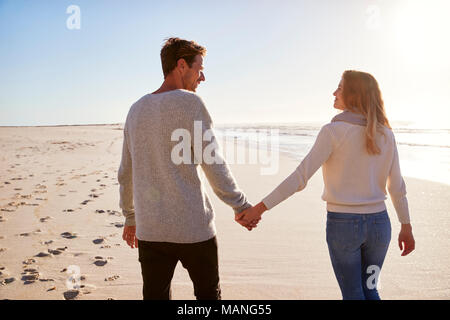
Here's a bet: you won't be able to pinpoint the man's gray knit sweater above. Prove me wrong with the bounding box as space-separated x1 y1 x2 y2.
118 89 251 243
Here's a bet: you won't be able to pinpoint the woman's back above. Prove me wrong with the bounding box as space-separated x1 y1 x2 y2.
321 121 396 213
262 118 410 224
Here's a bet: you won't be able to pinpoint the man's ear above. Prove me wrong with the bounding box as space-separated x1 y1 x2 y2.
176 58 187 72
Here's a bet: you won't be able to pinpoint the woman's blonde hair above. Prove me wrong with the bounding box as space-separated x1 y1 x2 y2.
342 70 391 155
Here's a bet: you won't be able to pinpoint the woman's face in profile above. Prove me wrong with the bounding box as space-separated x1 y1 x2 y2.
333 79 346 111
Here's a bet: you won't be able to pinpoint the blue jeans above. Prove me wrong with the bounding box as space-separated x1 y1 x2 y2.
326 210 391 300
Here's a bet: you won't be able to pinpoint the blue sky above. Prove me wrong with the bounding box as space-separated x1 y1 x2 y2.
1 0 449 127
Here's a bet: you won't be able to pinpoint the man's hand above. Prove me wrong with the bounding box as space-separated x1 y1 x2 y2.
235 207 260 231
122 225 138 249
398 223 415 256
235 202 268 231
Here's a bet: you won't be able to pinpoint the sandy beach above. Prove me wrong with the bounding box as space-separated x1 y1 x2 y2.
0 125 449 300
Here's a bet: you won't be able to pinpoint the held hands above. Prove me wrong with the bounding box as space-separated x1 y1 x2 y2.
235 202 268 231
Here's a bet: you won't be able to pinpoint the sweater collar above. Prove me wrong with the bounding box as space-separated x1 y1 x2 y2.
331 110 367 127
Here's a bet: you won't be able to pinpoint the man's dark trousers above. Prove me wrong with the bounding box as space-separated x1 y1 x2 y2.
138 236 221 300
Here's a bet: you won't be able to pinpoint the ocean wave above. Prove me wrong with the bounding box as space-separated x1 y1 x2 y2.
397 142 450 148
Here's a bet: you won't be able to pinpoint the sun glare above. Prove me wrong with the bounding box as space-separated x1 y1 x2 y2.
395 1 450 67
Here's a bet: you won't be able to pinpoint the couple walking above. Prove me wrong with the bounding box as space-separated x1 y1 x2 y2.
118 37 415 300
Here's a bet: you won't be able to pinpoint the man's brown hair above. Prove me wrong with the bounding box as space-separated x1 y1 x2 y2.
160 37 207 78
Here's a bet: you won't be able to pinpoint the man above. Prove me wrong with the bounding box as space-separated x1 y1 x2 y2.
118 37 254 300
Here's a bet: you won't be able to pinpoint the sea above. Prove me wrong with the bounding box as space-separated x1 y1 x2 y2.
214 122 450 186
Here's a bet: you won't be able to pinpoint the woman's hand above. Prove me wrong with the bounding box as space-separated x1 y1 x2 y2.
398 223 415 256
235 207 259 231
235 202 267 230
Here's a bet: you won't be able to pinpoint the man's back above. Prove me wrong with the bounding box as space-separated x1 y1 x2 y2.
118 89 250 243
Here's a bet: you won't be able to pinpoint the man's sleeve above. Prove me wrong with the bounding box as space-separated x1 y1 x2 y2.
193 99 252 214
118 126 136 226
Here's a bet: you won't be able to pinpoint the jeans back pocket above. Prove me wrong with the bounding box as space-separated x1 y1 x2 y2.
326 217 360 251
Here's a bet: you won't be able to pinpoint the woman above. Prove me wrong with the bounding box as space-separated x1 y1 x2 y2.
238 70 415 300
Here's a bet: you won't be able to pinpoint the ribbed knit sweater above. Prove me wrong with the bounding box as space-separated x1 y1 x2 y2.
118 89 251 243
262 112 411 224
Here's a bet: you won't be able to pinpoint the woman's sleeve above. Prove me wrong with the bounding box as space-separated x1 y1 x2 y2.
262 125 334 210
387 139 411 224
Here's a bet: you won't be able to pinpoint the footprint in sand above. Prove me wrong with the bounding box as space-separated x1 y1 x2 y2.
19 229 42 237
92 238 105 245
21 267 54 284
21 269 40 284
18 231 33 237
93 256 108 267
27 203 40 207
106 210 120 216
0 277 15 285
48 248 65 256
110 222 124 228
35 252 51 258
39 216 52 223
0 216 6 223
0 267 15 285
23 258 36 265
63 290 80 300
61 232 77 239
104 275 120 282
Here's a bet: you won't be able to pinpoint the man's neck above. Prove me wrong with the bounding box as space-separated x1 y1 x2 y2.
152 75 184 94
